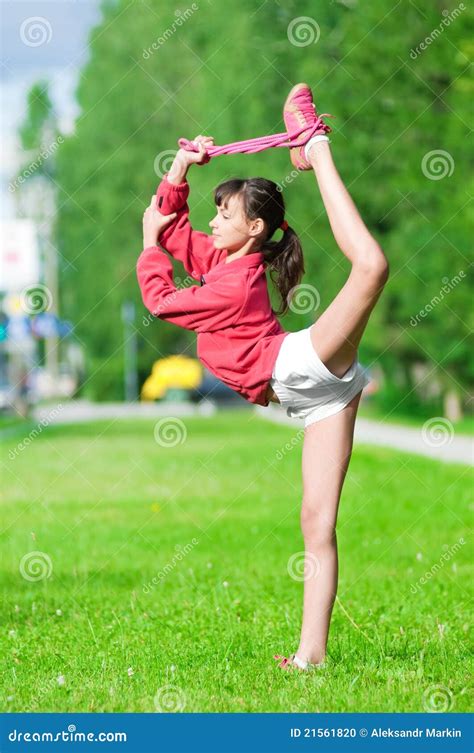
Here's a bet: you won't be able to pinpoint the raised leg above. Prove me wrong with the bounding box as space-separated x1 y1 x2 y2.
310 265 387 379
307 141 389 378
296 390 362 664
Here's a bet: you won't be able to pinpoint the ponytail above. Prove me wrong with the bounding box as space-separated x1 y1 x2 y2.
262 225 305 317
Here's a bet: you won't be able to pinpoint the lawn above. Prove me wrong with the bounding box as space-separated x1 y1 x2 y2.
1 411 472 713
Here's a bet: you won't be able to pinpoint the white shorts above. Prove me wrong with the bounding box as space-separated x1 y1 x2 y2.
269 326 371 429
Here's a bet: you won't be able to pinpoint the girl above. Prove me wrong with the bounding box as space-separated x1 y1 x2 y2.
138 83 389 673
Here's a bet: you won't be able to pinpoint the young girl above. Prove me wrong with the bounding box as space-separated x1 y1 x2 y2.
138 84 389 673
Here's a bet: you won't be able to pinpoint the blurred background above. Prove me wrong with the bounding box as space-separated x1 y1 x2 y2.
1 0 472 425
1 0 473 717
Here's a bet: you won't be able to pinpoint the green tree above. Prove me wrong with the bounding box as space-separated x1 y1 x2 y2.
52 0 473 415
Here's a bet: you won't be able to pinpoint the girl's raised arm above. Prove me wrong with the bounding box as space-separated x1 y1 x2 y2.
151 135 226 278
167 135 214 184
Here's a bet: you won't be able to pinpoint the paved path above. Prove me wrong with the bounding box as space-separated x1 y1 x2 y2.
254 404 473 466
32 399 217 423
7 399 471 466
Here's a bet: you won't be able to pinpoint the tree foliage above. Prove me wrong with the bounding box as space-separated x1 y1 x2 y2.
47 0 472 410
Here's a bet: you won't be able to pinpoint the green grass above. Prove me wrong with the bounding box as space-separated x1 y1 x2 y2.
1 412 472 713
0 413 33 432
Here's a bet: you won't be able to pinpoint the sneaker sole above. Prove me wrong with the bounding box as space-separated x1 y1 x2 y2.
283 83 315 171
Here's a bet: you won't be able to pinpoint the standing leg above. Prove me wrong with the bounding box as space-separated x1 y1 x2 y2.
306 141 389 379
296 390 362 665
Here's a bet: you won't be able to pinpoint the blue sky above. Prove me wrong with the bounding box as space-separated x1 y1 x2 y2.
1 0 102 217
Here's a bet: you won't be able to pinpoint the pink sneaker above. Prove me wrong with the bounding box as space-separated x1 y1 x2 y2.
283 83 333 171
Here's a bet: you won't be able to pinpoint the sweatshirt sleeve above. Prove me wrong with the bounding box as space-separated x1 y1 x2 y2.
136 246 246 333
155 174 226 279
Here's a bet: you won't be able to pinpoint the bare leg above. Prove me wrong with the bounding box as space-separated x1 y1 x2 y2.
292 143 388 665
307 141 389 378
296 391 361 664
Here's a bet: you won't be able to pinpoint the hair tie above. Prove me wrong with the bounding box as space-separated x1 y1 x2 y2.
280 220 289 231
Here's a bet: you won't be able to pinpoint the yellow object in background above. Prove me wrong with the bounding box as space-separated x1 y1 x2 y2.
141 355 202 401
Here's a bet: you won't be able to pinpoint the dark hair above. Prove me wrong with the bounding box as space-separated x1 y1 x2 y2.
214 177 305 317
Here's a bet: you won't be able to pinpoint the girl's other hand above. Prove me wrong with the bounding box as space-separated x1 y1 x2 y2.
142 195 177 247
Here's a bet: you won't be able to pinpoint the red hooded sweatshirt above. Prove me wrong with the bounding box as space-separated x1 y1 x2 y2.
136 174 289 406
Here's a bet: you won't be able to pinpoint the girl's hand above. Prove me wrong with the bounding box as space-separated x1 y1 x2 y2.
187 134 214 165
176 135 214 168
167 135 214 184
142 195 177 248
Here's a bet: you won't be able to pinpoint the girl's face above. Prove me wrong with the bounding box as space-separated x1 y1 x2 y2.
209 194 264 252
